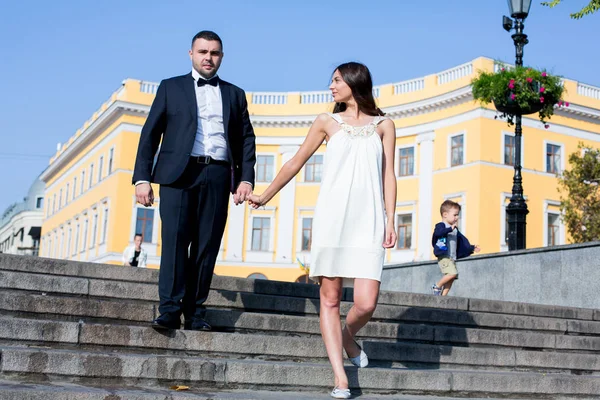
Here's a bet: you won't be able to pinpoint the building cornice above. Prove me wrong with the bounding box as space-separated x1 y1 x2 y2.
42 86 599 182
40 101 149 182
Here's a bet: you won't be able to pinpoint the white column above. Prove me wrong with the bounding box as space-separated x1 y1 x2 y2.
416 132 436 261
275 146 299 263
225 197 246 262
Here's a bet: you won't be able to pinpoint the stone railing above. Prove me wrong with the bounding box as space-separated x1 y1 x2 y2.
578 83 600 100
252 92 288 105
140 81 159 95
437 62 473 84
493 61 514 72
393 78 425 94
301 90 332 104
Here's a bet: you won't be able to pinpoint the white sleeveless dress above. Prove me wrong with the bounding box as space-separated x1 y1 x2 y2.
309 113 387 282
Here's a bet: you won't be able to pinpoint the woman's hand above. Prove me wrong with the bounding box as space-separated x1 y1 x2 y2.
247 194 265 209
383 222 397 248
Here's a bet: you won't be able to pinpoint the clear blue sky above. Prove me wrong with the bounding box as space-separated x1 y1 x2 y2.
0 0 598 213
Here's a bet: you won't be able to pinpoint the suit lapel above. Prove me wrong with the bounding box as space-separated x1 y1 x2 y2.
220 80 231 138
182 73 198 120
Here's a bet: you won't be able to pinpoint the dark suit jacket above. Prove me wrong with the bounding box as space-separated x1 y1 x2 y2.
132 73 256 192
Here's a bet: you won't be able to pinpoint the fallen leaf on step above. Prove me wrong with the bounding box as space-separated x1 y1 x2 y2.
170 385 190 391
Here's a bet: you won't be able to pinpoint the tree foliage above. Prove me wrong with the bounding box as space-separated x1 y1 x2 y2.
558 143 600 243
541 0 600 19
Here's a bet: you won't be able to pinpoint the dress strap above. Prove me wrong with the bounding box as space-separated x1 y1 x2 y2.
328 112 344 124
371 116 388 126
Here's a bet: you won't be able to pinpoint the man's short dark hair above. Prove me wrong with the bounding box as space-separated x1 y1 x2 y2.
134 233 143 239
191 30 223 49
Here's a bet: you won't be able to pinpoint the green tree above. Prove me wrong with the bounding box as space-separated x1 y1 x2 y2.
558 143 600 243
541 0 600 19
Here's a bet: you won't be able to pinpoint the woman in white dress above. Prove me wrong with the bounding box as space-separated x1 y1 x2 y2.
248 62 397 399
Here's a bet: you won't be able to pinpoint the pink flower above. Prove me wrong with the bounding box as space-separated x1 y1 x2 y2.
544 124 550 129
542 72 547 77
501 68 506 71
508 79 515 89
526 77 533 83
558 101 563 106
540 96 545 103
510 93 516 100
540 86 546 93
565 102 570 107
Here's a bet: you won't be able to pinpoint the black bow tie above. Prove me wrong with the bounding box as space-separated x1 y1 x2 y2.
197 76 218 87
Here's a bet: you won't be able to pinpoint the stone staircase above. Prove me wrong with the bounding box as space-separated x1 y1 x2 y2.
0 253 599 399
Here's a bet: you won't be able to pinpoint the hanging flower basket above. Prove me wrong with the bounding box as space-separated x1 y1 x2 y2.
472 64 567 128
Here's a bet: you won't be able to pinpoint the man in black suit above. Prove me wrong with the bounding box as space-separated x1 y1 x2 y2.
133 30 256 331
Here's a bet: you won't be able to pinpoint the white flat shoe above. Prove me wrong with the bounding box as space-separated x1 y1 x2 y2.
348 341 369 368
331 387 351 399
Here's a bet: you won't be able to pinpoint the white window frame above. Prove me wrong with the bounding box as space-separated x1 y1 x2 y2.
245 207 276 263
544 200 565 247
98 156 104 182
73 176 77 200
447 131 467 168
108 147 115 175
501 131 524 167
89 164 95 188
543 140 565 175
299 153 324 184
90 210 98 248
443 192 466 234
396 144 416 178
255 153 275 183
389 201 417 263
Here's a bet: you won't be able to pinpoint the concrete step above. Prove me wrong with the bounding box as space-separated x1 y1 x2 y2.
1 317 599 374
0 380 534 400
3 267 600 337
1 254 597 321
3 290 600 353
2 345 600 397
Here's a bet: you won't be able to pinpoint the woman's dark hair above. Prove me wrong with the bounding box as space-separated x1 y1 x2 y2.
191 30 223 49
332 62 384 116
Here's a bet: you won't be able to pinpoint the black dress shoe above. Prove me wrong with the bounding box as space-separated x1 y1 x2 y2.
186 318 212 331
151 313 181 330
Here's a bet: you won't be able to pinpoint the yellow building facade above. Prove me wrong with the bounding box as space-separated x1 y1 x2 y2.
39 57 600 282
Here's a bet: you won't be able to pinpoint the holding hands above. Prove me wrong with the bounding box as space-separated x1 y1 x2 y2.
247 193 266 209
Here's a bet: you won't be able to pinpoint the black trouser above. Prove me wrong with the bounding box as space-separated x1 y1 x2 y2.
158 158 230 320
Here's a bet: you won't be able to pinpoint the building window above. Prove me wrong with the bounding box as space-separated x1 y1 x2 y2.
52 194 56 214
81 170 86 193
89 164 94 187
102 206 109 244
547 213 560 246
108 148 114 175
91 213 98 247
256 155 274 182
36 197 44 209
82 218 88 251
65 183 70 205
546 144 561 174
135 208 154 243
59 229 64 259
251 217 270 251
451 135 464 167
504 135 516 166
98 156 104 182
305 155 323 182
66 226 72 257
398 147 414 177
73 177 77 199
74 222 80 256
301 218 313 251
58 189 63 210
396 214 412 249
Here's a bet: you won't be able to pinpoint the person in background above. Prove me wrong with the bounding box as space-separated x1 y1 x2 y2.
123 233 147 268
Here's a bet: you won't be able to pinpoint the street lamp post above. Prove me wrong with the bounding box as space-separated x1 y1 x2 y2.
503 0 532 251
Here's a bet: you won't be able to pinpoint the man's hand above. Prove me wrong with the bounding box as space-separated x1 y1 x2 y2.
233 182 252 205
474 245 481 253
135 183 154 207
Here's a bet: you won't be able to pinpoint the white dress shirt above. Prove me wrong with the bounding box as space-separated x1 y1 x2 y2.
191 69 229 161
